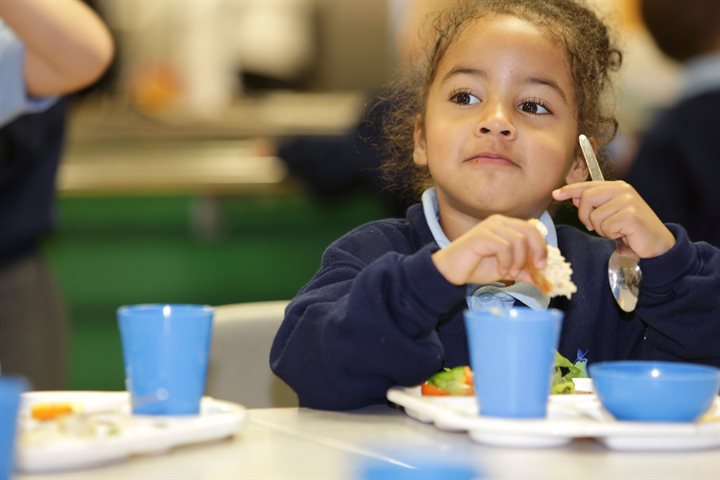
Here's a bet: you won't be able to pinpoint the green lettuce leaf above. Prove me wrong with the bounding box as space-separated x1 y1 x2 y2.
427 366 472 395
552 351 589 394
426 350 588 396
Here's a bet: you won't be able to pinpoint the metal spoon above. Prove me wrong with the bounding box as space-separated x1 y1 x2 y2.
578 134 641 312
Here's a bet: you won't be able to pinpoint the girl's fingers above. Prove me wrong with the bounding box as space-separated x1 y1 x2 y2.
597 199 675 256
523 221 548 268
448 216 552 285
552 181 596 200
586 195 633 238
495 219 548 277
506 227 528 278
555 181 675 257
493 222 530 278
554 181 623 204
486 232 514 278
583 186 627 220
558 181 637 233
590 202 629 239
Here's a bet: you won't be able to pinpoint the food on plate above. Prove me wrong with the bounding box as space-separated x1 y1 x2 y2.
30 402 77 421
528 219 577 299
420 366 474 396
22 403 125 446
700 410 720 423
551 351 589 394
421 352 588 396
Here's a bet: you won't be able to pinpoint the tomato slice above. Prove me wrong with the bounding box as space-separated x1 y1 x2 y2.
464 366 474 386
420 366 476 396
420 382 450 396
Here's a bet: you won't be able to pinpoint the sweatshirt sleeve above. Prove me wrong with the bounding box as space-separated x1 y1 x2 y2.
269 230 465 410
636 224 720 365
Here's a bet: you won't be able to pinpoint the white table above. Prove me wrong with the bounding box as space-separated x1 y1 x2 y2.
17 405 720 480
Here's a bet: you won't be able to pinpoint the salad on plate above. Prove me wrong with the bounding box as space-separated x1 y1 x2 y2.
421 351 589 396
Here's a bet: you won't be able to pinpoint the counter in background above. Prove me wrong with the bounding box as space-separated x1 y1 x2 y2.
66 91 364 142
59 92 365 197
58 139 291 197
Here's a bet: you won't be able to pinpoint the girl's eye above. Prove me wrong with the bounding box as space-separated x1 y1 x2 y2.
450 91 480 106
519 101 551 115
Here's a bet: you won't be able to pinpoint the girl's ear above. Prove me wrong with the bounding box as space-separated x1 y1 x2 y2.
413 114 428 166
565 142 589 184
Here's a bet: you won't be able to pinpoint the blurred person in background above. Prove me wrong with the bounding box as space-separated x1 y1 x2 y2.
255 1 452 217
100 0 316 119
0 0 114 389
624 0 720 247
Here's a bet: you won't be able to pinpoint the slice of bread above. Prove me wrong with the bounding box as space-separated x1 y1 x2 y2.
528 220 577 299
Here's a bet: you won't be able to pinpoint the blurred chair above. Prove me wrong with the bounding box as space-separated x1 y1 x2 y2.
206 300 297 408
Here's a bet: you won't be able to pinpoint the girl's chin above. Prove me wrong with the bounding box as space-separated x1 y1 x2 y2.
466 200 528 218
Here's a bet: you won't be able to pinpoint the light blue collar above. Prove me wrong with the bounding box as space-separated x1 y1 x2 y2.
679 52 720 100
421 187 554 311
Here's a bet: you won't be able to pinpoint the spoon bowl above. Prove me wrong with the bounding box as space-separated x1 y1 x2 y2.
608 242 642 312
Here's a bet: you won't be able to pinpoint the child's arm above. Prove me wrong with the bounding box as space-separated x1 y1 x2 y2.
556 224 720 367
0 0 114 96
271 229 466 410
552 180 676 258
631 225 720 365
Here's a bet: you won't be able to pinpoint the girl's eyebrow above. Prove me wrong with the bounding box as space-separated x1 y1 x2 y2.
440 66 568 104
441 67 488 83
524 76 568 103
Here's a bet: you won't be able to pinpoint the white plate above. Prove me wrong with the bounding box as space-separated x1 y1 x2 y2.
572 377 593 393
387 386 720 451
17 391 246 473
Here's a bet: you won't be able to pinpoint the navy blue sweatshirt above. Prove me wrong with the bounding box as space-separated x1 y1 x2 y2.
0 99 67 266
270 204 720 410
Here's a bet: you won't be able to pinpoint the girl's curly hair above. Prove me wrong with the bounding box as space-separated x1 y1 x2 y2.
377 0 622 203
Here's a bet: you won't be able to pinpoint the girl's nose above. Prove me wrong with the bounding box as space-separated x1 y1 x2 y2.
476 104 515 139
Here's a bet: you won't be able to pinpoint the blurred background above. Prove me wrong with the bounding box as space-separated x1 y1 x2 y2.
48 0 680 390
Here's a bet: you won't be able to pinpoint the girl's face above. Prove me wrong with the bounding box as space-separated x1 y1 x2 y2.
414 14 588 234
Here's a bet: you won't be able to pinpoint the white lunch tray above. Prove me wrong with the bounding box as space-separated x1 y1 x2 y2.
17 391 246 473
387 386 720 451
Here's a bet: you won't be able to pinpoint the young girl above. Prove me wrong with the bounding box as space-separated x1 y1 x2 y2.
270 0 720 410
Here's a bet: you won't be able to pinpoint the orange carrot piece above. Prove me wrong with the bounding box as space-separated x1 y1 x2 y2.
31 402 76 421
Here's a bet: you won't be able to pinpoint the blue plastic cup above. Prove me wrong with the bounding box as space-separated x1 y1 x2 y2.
356 448 480 480
464 308 563 418
118 304 213 415
0 376 28 480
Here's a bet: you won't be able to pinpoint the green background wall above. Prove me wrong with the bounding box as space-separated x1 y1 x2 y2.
46 192 390 391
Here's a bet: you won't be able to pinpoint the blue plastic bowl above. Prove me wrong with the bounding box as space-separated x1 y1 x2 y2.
589 361 720 422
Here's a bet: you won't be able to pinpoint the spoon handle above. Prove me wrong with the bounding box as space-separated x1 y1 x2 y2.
578 134 604 182
577 135 635 256
578 135 641 312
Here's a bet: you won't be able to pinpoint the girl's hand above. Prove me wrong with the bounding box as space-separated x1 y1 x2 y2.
552 181 675 258
432 215 548 286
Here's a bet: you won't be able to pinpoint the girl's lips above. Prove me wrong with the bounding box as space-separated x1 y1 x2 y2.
464 152 518 167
